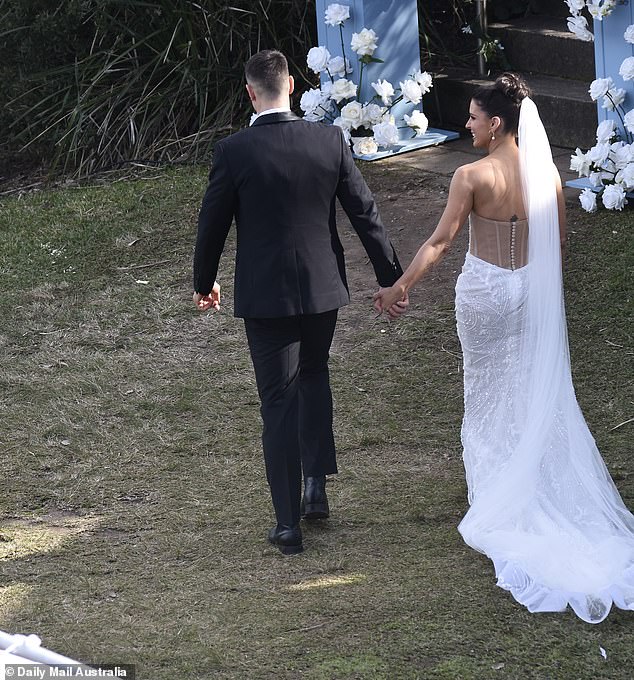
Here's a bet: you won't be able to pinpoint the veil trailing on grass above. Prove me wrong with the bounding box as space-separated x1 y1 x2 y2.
458 97 634 623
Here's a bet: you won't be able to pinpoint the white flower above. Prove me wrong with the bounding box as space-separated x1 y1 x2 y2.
619 56 634 81
351 28 378 56
400 79 423 105
611 142 633 170
589 77 614 101
461 25 473 34
589 171 603 187
340 100 364 129
565 0 585 14
602 88 626 110
596 119 616 143
371 79 394 105
616 162 634 189
361 103 385 126
588 142 611 165
413 70 433 94
579 188 598 212
327 56 351 77
333 117 351 144
324 3 350 26
570 148 591 177
625 109 634 134
307 46 331 74
352 137 379 155
404 110 429 136
567 15 594 42
372 120 399 147
625 24 634 45
587 0 615 19
300 88 328 120
602 183 627 210
330 78 357 103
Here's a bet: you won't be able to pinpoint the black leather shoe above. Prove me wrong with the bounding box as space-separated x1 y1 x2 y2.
267 524 303 555
301 476 329 520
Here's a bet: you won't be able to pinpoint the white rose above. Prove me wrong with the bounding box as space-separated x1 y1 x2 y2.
567 15 594 42
588 142 610 165
324 3 350 26
570 148 591 177
619 56 634 81
404 110 429 136
602 88 626 110
596 119 616 143
351 28 378 57
400 79 423 105
610 142 633 170
340 101 364 129
616 163 634 189
307 46 331 74
333 117 351 144
327 56 351 77
588 171 602 187
565 0 585 13
352 137 379 155
371 79 394 106
579 188 598 213
601 183 627 210
625 24 634 44
300 89 328 121
372 120 399 147
589 77 613 101
625 109 634 134
413 70 433 94
361 103 385 126
330 78 357 103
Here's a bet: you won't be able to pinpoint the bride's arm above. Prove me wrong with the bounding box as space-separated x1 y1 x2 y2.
374 165 474 312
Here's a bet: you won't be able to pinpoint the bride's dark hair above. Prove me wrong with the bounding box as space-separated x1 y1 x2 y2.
472 73 531 135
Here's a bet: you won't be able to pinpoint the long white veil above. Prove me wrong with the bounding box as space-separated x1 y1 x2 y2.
458 97 634 623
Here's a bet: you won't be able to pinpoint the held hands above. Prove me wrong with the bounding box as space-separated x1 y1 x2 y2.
373 285 409 319
193 281 221 312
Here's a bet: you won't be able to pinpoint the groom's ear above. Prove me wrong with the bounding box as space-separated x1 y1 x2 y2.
246 83 256 104
288 75 295 96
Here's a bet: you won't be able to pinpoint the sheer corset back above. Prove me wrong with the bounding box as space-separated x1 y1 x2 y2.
469 213 529 270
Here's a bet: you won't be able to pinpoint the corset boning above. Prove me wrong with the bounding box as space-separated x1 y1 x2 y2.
469 212 529 270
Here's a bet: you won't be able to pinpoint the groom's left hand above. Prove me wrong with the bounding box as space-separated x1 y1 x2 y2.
376 288 409 320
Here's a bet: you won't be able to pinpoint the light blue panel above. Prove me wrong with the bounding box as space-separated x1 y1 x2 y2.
593 3 634 132
315 0 459 157
316 0 420 100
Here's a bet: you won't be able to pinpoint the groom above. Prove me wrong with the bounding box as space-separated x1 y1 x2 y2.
193 50 407 555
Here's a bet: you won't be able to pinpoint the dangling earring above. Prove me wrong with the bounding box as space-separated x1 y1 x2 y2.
491 131 496 141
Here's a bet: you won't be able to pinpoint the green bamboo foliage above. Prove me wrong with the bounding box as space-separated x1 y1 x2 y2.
2 0 316 176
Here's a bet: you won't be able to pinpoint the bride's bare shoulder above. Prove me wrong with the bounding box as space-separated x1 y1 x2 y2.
452 158 495 186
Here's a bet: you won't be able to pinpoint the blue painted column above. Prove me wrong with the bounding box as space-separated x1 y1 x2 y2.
593 1 634 133
314 0 458 158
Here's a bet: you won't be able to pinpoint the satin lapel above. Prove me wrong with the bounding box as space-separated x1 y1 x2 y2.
251 112 302 127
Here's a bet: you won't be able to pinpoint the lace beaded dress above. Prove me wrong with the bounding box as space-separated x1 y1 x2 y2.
454 212 634 623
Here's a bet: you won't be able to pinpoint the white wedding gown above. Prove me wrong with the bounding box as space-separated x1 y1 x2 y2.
455 210 634 624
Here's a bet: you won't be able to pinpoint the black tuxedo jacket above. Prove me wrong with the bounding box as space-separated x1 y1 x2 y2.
193 111 402 318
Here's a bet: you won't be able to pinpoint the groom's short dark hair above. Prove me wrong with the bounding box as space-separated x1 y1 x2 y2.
245 50 289 98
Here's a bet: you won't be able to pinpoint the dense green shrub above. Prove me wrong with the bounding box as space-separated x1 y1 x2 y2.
0 0 316 175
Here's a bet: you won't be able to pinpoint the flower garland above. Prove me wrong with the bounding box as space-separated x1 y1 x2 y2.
566 0 634 211
301 3 434 155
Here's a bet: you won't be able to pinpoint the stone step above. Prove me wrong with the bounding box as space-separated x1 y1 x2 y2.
425 68 597 149
488 16 595 82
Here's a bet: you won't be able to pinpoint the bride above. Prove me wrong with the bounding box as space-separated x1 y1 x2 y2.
374 73 634 623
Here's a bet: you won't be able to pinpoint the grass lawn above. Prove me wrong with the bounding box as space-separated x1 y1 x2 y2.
0 164 632 679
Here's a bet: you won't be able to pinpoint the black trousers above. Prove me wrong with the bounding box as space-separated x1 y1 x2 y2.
244 310 338 527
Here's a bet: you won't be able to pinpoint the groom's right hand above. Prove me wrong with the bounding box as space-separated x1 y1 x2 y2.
193 281 221 311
